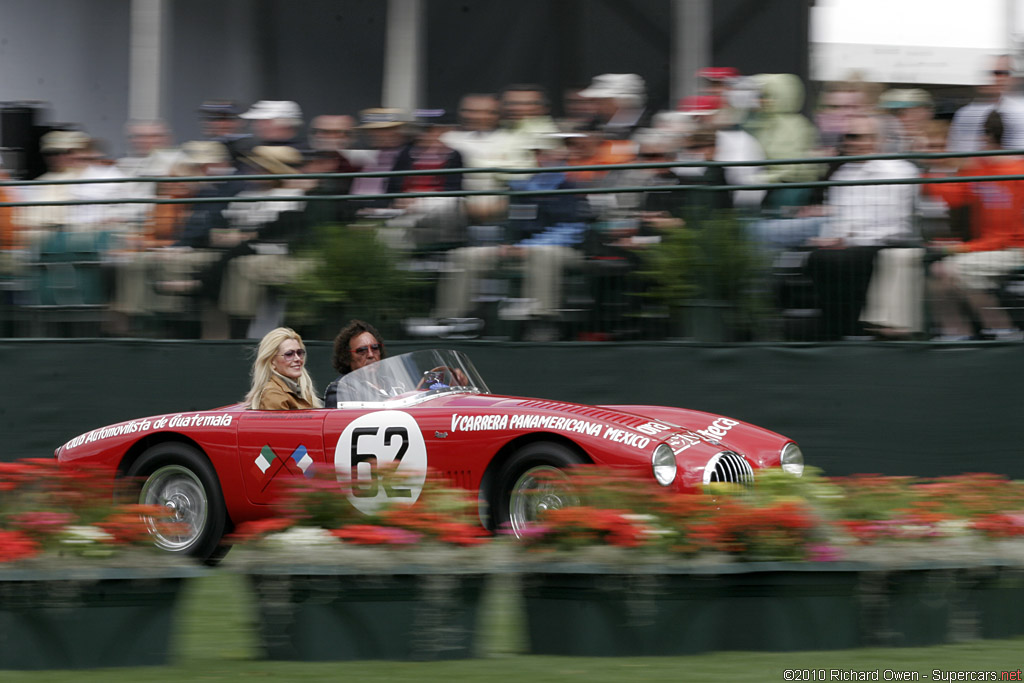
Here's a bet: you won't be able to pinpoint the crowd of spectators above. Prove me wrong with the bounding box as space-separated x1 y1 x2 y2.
3 56 1024 343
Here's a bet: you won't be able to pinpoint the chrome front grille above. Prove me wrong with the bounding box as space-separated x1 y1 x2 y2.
703 450 755 486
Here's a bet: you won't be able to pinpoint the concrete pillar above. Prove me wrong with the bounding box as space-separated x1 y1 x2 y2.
671 0 711 105
129 0 169 121
383 0 424 113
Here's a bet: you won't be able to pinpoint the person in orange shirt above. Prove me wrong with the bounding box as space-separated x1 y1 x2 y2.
924 110 1024 340
564 123 635 186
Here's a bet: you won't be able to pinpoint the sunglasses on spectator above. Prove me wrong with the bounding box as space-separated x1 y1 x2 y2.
844 133 875 140
278 349 306 359
992 69 1012 76
312 128 351 135
352 343 381 356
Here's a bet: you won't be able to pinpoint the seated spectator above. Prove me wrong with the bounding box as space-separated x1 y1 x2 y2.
677 94 766 210
578 73 649 142
500 83 561 146
408 135 592 340
389 110 467 249
745 73 819 212
564 122 636 186
240 100 305 150
349 108 412 210
17 130 123 236
245 327 322 410
924 111 1024 340
172 141 245 249
157 145 316 338
803 115 920 339
198 100 256 171
441 93 520 224
323 319 388 406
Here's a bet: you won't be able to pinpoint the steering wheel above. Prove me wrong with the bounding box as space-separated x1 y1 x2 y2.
415 366 467 390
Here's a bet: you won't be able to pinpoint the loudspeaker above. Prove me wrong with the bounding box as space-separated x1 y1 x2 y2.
1 102 49 179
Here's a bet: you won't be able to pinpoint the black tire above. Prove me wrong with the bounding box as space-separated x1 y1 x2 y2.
492 441 584 537
126 442 230 564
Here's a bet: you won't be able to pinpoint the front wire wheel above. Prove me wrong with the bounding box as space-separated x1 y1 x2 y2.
507 464 580 537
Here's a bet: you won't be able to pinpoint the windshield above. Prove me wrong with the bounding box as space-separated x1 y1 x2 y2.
333 349 489 408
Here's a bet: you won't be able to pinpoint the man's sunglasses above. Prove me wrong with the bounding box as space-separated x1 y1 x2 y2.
352 343 381 356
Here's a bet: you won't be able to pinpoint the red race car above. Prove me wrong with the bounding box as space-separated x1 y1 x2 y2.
56 349 804 561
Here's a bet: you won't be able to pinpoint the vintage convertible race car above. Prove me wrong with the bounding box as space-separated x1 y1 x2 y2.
56 349 804 561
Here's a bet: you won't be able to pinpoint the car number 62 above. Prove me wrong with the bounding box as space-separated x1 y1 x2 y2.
334 410 428 514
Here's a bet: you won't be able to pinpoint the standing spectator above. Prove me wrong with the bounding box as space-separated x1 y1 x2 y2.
924 111 1024 340
947 54 1024 153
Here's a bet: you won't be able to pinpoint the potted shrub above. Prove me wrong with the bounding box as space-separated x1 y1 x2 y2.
226 468 499 661
0 458 206 670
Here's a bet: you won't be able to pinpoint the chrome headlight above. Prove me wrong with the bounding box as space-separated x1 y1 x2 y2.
780 442 804 477
652 443 677 486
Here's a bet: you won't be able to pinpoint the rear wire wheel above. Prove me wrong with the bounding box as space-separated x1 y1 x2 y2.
127 442 230 564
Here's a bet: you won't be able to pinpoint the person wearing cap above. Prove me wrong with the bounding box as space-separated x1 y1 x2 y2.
349 108 412 205
170 141 244 249
676 94 766 209
199 100 255 170
18 130 125 233
697 67 740 101
878 88 935 153
578 73 649 142
240 100 305 150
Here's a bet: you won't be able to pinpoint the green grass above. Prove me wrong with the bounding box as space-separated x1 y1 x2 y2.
4 571 1024 682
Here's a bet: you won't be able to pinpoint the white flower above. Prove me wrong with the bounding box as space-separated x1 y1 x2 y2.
60 525 115 545
264 527 339 549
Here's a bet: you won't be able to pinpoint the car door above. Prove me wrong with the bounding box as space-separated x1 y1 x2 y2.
323 406 434 517
236 409 329 505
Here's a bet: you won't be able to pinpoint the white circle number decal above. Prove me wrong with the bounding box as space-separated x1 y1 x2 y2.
334 410 427 514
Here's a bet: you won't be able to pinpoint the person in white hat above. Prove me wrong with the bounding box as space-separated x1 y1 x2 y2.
240 100 305 149
578 73 649 141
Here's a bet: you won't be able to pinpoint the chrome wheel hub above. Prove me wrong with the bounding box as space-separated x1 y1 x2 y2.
139 464 208 552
